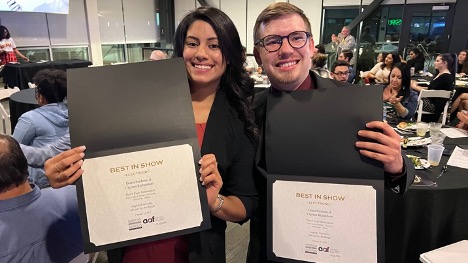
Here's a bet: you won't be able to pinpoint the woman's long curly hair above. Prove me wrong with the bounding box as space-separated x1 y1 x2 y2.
173 7 259 141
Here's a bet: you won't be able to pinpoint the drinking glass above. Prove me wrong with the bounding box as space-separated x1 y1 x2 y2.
416 122 428 137
429 122 443 137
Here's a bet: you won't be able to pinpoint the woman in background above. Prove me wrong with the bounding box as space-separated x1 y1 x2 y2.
13 69 68 188
383 63 418 120
411 53 455 121
457 49 468 76
455 110 468 130
311 53 331 78
367 52 400 84
0 25 28 64
405 47 425 73
43 6 258 263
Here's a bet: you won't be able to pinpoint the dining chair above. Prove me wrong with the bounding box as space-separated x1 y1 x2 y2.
416 89 453 124
0 86 20 134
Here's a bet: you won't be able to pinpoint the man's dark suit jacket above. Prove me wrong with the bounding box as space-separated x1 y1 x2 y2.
246 71 414 263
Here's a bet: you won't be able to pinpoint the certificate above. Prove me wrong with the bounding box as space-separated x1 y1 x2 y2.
67 59 211 252
267 176 383 263
265 87 385 262
82 145 203 246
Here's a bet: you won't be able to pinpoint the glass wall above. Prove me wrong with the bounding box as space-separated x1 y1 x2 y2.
322 8 360 50
97 0 164 65
0 0 89 62
357 5 404 73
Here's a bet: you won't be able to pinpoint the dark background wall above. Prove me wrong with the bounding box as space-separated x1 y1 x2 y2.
449 0 468 53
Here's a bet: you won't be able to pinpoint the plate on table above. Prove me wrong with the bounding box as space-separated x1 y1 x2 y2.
456 80 468 87
401 137 432 147
406 155 430 169
397 122 416 130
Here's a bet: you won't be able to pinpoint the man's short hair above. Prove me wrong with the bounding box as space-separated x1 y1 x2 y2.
331 60 350 73
340 49 353 62
315 44 325 54
253 2 311 43
0 135 29 193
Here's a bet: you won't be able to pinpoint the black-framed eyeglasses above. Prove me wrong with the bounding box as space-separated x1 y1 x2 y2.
255 31 312 52
333 71 350 77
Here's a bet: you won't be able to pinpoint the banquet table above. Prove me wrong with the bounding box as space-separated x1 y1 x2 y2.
3 59 92 90
9 88 39 132
385 125 468 262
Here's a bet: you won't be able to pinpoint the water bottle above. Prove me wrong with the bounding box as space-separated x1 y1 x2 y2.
423 64 428 76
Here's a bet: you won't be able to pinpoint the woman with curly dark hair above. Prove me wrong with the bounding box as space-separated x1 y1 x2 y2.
13 69 68 188
43 6 259 263
367 52 401 84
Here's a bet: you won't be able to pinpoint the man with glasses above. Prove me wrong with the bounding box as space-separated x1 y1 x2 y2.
247 3 413 262
330 60 351 82
338 49 355 83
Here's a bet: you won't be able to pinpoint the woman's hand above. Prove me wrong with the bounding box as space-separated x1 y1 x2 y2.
388 96 403 105
44 146 86 188
458 110 468 125
199 154 223 211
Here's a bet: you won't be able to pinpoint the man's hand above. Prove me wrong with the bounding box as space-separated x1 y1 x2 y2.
355 121 404 174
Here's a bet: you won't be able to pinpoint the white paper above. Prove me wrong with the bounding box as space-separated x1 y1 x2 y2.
447 146 468 169
81 144 203 246
272 180 377 263
420 240 468 263
441 128 468 138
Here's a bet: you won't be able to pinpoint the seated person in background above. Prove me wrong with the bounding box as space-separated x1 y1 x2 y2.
338 49 355 83
403 47 425 73
149 50 167 61
311 53 330 78
361 52 387 79
411 53 455 121
314 44 325 55
367 53 400 84
12 69 69 188
450 93 468 114
0 135 85 263
381 35 398 53
455 110 468 130
376 52 387 64
457 49 468 76
383 63 418 120
20 131 70 168
330 60 350 82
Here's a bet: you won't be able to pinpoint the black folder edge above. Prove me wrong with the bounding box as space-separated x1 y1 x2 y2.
67 59 211 253
266 174 385 263
75 139 211 253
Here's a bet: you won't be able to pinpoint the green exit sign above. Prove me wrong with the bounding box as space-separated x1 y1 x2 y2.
388 19 402 26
